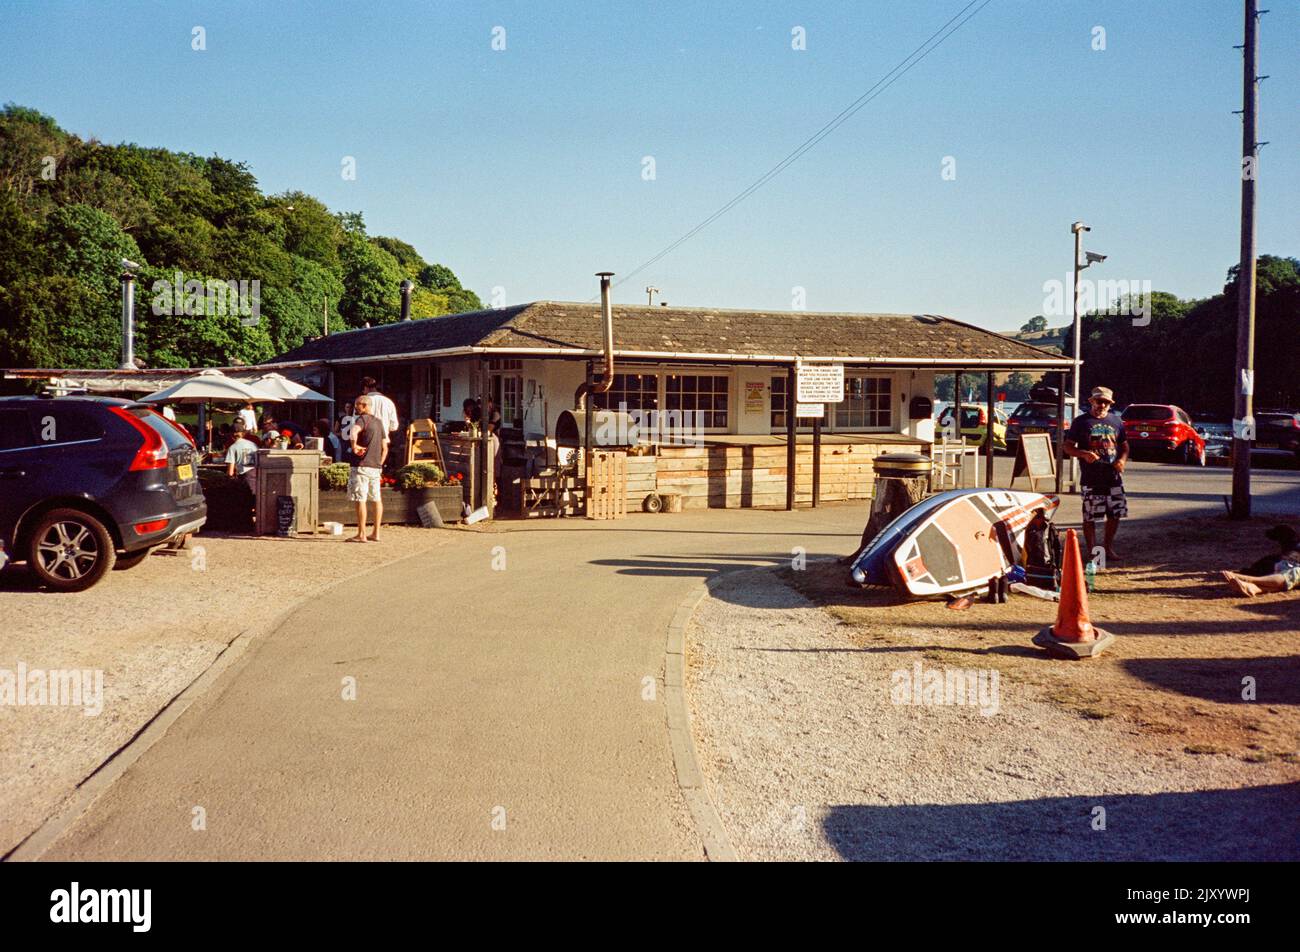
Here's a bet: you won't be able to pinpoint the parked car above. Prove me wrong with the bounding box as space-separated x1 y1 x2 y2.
1120 403 1206 465
1005 400 1073 453
1189 413 1233 459
1252 409 1300 460
936 404 1008 450
0 396 206 591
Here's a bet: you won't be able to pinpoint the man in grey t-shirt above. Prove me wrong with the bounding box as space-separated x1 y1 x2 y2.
347 395 389 542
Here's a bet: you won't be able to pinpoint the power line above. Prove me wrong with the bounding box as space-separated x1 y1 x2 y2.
613 0 996 290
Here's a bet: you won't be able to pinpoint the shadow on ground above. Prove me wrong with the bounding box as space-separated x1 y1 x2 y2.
1121 655 1300 705
822 782 1300 860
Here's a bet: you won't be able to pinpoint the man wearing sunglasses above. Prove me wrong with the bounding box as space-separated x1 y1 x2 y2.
1064 386 1129 563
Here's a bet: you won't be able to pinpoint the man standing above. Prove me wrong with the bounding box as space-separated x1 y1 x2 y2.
1064 386 1129 563
360 377 399 440
347 394 389 543
224 424 260 493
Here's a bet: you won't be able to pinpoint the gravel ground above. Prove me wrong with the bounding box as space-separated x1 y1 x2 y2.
687 566 1299 861
0 526 455 856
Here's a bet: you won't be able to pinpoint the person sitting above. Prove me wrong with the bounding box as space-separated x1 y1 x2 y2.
313 419 342 460
280 428 304 450
1221 525 1300 597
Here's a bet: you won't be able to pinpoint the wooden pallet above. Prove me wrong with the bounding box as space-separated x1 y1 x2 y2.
587 451 627 520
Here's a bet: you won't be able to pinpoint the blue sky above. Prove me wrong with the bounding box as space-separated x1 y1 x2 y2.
2 0 1296 329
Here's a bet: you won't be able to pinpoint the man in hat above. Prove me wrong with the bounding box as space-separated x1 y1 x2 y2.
1064 386 1129 562
1221 525 1300 597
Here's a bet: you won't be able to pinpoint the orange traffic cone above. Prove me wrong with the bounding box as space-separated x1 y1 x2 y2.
1032 528 1115 659
1053 529 1095 642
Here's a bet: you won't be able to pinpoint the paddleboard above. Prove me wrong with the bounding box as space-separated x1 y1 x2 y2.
892 490 1058 598
850 489 970 586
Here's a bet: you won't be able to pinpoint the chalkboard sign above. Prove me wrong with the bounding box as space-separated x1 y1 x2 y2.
275 494 296 536
1012 432 1056 491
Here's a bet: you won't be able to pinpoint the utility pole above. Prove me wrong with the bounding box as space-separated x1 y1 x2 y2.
1230 0 1264 519
1069 221 1088 492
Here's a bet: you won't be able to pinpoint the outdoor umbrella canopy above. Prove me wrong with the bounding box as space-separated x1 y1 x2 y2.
246 372 331 402
138 369 279 405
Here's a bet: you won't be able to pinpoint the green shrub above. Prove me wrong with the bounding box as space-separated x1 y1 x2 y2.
395 462 445 489
319 462 351 491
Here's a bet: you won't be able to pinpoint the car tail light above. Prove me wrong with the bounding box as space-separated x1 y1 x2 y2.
108 406 169 470
134 519 169 535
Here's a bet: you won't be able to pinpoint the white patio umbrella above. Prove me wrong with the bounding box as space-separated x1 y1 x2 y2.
138 369 282 452
138 368 278 405
246 372 331 402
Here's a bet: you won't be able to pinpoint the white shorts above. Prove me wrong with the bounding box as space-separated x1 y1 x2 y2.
348 466 382 503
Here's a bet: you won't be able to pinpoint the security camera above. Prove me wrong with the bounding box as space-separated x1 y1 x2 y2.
120 258 140 271
1084 251 1108 265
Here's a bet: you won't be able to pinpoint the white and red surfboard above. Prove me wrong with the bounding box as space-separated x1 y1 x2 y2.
891 490 1058 598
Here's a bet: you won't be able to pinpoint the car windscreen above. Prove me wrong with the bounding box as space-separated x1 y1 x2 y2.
1121 406 1171 421
1010 403 1057 423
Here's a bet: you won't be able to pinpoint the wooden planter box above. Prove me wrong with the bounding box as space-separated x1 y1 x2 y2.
319 485 463 526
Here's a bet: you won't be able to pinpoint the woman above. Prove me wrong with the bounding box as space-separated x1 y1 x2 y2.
313 419 342 461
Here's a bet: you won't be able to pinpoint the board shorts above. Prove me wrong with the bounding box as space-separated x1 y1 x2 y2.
348 465 382 503
1081 484 1127 521
1275 558 1300 591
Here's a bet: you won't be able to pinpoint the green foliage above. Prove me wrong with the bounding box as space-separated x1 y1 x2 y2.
1020 315 1048 333
1071 261 1299 413
395 462 447 489
0 104 478 370
319 462 351 491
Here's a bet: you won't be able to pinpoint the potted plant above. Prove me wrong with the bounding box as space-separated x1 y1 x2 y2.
317 462 463 525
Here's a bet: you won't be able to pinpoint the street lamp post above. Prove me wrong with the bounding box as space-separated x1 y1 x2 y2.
1068 221 1106 492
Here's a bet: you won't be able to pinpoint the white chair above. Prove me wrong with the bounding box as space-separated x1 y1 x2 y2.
932 436 968 491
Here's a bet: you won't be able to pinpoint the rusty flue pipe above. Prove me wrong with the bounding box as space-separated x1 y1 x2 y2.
573 271 616 407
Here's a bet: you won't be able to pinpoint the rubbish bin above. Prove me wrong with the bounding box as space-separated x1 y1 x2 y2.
255 449 321 536
856 452 933 552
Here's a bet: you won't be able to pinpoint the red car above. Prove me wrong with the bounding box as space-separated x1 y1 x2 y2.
1121 404 1206 465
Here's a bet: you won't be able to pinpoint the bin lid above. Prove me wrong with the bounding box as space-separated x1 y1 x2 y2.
873 452 932 476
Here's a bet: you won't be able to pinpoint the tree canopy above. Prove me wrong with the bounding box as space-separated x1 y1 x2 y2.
0 104 481 371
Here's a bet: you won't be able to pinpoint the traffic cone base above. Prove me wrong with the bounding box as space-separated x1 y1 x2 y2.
1033 626 1115 660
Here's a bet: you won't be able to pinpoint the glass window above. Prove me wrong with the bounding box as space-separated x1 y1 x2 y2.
770 376 820 430
835 375 892 429
593 373 659 413
665 374 728 429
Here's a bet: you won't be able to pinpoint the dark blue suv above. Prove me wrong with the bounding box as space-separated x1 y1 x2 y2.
0 396 206 591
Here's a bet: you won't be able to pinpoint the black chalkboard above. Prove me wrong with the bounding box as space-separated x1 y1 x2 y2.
275 495 296 536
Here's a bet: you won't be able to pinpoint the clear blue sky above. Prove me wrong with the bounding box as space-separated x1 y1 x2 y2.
2 0 1296 329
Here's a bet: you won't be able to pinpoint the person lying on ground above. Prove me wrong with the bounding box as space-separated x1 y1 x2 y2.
1221 524 1300 597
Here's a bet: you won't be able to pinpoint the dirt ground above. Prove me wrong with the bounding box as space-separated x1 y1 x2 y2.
788 514 1300 765
0 526 457 857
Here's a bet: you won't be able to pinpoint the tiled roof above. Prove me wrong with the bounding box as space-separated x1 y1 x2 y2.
270 302 1068 366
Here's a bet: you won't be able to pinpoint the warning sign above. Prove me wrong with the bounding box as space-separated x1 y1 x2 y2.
796 364 844 403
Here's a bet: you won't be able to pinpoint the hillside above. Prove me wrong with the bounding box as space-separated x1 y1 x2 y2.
0 104 480 371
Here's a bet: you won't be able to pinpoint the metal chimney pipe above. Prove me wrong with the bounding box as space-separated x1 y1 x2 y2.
118 266 137 370
596 271 615 392
400 279 414 321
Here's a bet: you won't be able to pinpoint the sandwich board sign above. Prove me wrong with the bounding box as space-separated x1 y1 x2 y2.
796 363 844 403
1011 432 1056 491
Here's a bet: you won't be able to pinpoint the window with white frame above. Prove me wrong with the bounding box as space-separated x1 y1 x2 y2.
835 374 893 429
593 373 659 412
769 375 822 430
665 373 729 429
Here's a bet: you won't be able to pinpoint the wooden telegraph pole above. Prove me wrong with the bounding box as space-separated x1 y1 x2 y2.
1230 0 1264 519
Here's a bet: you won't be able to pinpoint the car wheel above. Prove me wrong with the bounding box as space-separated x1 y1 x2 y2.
114 546 157 570
26 508 116 592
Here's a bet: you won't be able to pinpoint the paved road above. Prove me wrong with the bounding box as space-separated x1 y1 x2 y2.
32 462 1300 860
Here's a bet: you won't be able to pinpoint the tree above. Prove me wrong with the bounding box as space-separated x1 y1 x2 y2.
1020 315 1048 334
